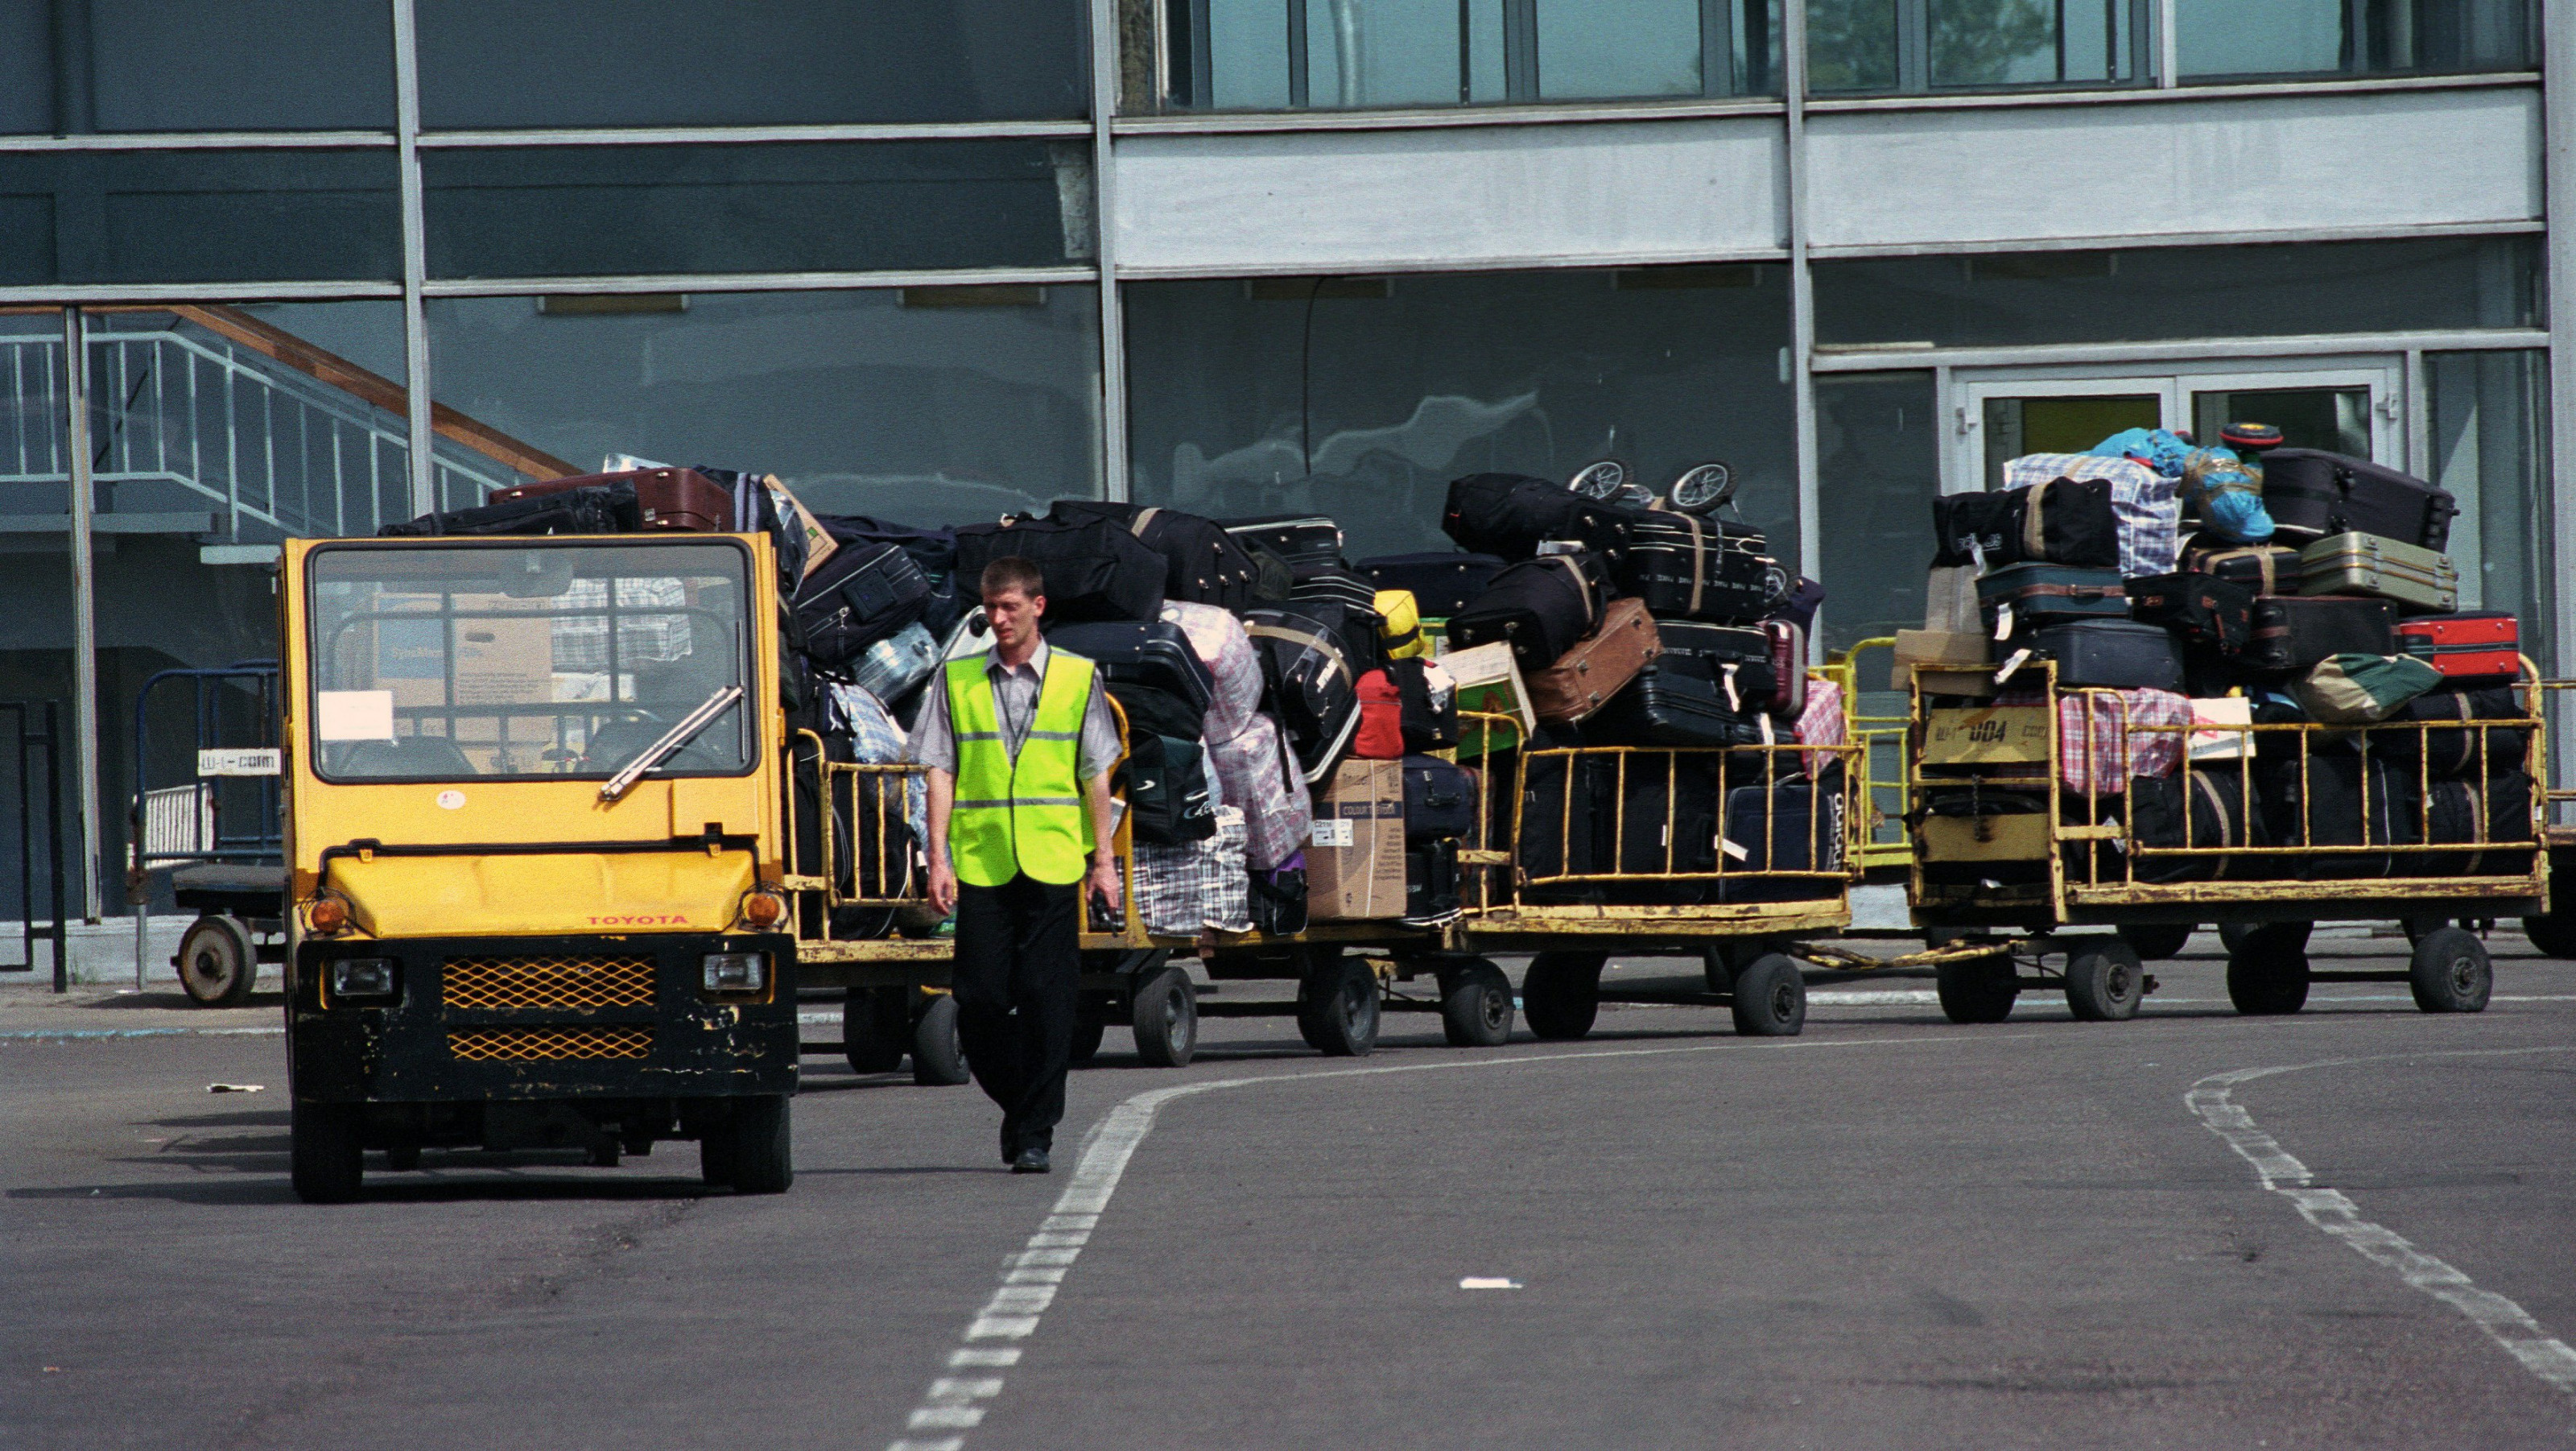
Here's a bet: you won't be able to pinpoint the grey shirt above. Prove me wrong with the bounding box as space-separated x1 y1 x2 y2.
906 638 1123 785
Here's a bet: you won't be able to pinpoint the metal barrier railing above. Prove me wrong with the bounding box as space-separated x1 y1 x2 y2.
785 728 931 949
1835 636 1912 870
0 701 68 991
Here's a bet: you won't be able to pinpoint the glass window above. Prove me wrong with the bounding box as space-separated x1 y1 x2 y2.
0 151 399 286
415 0 1086 129
1307 0 1476 109
421 142 1087 280
1539 0 1703 99
307 540 757 783
2177 0 2530 80
425 289 1100 522
1930 0 2146 87
1813 370 1937 655
0 0 395 134
2428 349 2550 666
1806 0 1898 90
1122 266 1796 563
1813 238 2543 351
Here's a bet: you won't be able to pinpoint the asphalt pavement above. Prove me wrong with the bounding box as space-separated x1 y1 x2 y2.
6 929 2574 1449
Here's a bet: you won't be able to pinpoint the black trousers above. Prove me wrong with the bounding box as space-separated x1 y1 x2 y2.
952 873 1080 1153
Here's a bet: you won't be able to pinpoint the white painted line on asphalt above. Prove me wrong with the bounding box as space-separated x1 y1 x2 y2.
880 1030 2046 1450
1459 1277 1522 1290
0 1024 286 1041
2189 1046 2576 1400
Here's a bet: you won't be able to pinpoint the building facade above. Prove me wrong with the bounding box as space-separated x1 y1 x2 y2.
0 0 2567 920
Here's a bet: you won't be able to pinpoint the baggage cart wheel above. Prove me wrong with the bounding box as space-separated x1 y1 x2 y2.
1070 1008 1107 1066
2524 913 2576 960
1130 965 1199 1068
1521 952 1605 1041
725 1095 794 1194
1439 959 1515 1048
2225 923 2311 1015
2408 927 2491 1015
1298 955 1379 1057
699 1124 735 1188
1934 953 2016 1024
841 985 908 1074
290 1098 364 1205
176 914 258 1007
2064 939 2145 1022
911 994 970 1086
1728 953 1806 1038
2400 915 2450 946
2116 922 2193 962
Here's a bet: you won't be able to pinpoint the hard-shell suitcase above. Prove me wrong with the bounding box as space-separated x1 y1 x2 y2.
848 622 941 706
1526 597 1658 725
1158 600 1264 745
2297 532 2459 613
2032 620 2186 692
1761 620 1808 717
1716 771 1847 903
1241 606 1363 783
1352 669 1404 759
1932 477 2119 571
2424 770 2537 876
1975 564 2127 638
2260 751 2421 879
2125 571 2254 653
1125 732 1217 846
1402 838 1462 925
1220 515 1344 570
796 540 935 669
2262 449 2458 549
1446 552 1612 672
2368 685 2533 778
2126 769 2268 883
2186 539 2304 595
1356 552 1508 617
953 515 1166 623
1373 589 1427 660
490 465 732 531
1648 620 1777 709
1615 510 1781 623
2396 610 2520 682
1051 500 1263 610
1209 717 1312 870
1584 659 1773 749
1043 620 1218 734
1401 754 1478 842
2241 596 2398 672
1290 561 1379 615
1441 473 1638 562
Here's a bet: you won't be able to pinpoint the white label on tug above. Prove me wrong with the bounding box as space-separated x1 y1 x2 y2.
436 789 466 810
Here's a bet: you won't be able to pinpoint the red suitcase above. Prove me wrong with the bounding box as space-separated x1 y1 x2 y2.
490 466 731 532
2397 610 2520 682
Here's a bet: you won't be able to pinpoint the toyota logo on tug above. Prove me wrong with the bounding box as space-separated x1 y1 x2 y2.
588 913 687 926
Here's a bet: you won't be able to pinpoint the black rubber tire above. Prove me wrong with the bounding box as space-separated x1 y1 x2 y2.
1728 953 1806 1037
840 986 907 1074
2065 939 2146 1022
910 994 970 1086
2116 922 2193 962
1439 959 1515 1048
1069 1011 1107 1065
2401 915 2452 947
698 1126 735 1187
1521 951 1606 1040
1934 953 2017 1024
1129 966 1199 1068
2409 926 2492 1014
2524 913 2576 959
725 1095 793 1194
290 1098 364 1204
1299 957 1380 1057
177 915 258 1007
2225 923 2311 1015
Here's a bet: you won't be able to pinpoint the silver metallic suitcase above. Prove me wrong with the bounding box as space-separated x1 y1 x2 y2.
2295 531 2458 614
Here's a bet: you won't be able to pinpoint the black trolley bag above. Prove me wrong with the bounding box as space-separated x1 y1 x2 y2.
1585 657 1771 749
1241 605 1364 782
2261 449 2459 549
1356 552 1508 617
795 539 935 671
1441 473 1642 563
2422 768 2537 877
1220 514 1345 570
1289 560 1380 615
1515 735 1617 902
1609 751 1726 904
1042 620 1218 737
1715 763 1847 903
1445 552 1612 672
2260 750 2421 879
953 515 1166 622
1615 509 1781 624
1403 837 1463 924
2240 596 2399 672
381 486 628 538
2031 619 2186 692
2126 571 2255 654
1051 500 1264 610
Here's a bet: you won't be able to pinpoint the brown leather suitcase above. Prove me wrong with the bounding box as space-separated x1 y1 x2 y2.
490 466 731 532
1527 597 1659 724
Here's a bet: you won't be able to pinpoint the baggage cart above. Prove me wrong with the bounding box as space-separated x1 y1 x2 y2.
1902 660 2553 1023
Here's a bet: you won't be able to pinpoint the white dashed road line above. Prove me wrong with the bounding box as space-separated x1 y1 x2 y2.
2189 1046 2576 1399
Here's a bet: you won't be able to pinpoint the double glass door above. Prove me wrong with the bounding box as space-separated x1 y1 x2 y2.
1950 362 2403 495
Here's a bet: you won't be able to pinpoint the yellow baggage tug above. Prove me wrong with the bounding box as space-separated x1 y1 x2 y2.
281 534 798 1202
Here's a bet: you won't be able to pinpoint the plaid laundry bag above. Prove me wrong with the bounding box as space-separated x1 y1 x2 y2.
2004 453 2181 579
1794 677 1847 779
828 682 927 839
1134 806 1253 936
2057 688 2190 797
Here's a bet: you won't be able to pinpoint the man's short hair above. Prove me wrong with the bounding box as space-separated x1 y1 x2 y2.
979 556 1046 601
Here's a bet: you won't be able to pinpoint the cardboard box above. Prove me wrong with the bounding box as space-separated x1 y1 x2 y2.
1892 629 1994 695
1439 640 1536 758
1304 758 1406 920
2188 697 2254 763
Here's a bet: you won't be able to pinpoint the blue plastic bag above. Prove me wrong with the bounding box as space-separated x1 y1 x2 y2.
2092 427 2190 479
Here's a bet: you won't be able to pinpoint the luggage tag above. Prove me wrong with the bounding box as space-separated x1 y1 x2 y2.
1719 663 1742 713
1992 602 2014 642
1992 647 2033 686
1720 837 1749 863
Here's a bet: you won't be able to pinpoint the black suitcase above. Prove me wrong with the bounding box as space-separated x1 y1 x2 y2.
1975 564 2128 638
1446 552 1612 672
952 515 1166 623
2367 685 2533 779
2240 595 2398 672
2126 571 2254 654
1240 605 1363 782
1356 552 1509 618
1649 620 1779 707
380 486 627 538
2261 751 2421 879
2184 539 2305 596
1584 660 1772 749
1440 473 1641 563
2262 449 2458 550
1403 837 1463 924
1220 515 1344 570
2424 769 2536 876
795 540 935 670
1516 749 1618 898
1051 500 1263 610
1931 477 2119 570
1289 561 1379 615
1615 511 1782 623
1043 620 1217 730
1401 754 1477 842
1106 682 1203 746
1124 731 1216 846
2032 620 2186 692
1716 769 1847 903
2126 769 2268 883
1386 657 1458 751
1610 751 1725 903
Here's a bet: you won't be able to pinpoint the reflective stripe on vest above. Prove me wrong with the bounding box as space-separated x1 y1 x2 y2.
946 651 1096 887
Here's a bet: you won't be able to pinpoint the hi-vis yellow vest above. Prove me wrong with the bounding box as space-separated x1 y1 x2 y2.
945 651 1096 887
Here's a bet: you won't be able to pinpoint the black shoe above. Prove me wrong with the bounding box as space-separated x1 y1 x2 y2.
1010 1146 1051 1174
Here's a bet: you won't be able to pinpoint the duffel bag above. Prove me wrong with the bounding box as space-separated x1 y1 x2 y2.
2368 684 2533 778
1441 473 1641 562
819 514 959 581
2260 751 2421 879
1934 477 2119 571
380 486 627 538
795 539 935 670
2424 770 2537 877
1402 754 1478 842
1124 731 1217 846
1052 500 1263 610
2000 453 2182 577
952 515 1166 623
1446 552 1612 672
2126 769 2268 883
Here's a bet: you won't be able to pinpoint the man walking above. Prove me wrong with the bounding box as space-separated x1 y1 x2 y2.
914 556 1124 1173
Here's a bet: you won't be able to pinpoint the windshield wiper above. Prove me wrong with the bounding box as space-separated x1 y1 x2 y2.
598 684 745 804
